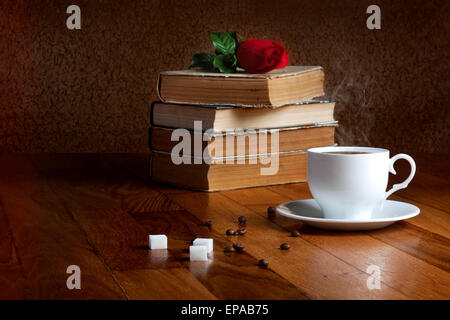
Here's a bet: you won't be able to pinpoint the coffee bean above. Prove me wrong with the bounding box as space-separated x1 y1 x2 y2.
223 245 235 253
257 259 269 267
280 243 290 250
204 220 212 227
267 206 276 214
238 216 247 225
237 228 247 235
267 206 276 219
290 231 300 237
233 243 245 252
226 229 236 235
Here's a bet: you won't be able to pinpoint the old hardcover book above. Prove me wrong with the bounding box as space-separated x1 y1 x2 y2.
157 66 324 107
149 122 337 157
151 100 335 131
150 150 307 191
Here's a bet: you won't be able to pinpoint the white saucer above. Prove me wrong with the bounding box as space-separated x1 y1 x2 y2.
276 199 420 231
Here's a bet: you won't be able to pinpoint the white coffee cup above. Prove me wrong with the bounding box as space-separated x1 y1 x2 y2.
307 146 416 220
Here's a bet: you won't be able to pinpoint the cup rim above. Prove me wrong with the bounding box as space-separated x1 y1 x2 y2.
307 146 389 155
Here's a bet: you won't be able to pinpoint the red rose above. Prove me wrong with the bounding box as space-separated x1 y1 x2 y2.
236 39 289 74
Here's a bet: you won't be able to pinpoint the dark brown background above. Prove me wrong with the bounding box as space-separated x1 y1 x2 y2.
1 0 449 154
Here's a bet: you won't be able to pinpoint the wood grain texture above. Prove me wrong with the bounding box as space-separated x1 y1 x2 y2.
128 207 308 299
0 199 27 299
33 155 306 299
0 155 126 299
223 184 450 299
0 153 448 299
391 195 450 239
114 268 217 300
0 1 449 153
162 191 407 299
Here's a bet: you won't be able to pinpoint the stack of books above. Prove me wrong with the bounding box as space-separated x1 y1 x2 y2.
149 66 336 191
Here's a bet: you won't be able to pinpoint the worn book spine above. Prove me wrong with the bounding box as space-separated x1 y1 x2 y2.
156 66 325 108
149 99 336 127
150 149 310 192
149 122 337 156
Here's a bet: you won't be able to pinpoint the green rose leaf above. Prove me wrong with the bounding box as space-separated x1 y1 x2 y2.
189 53 214 69
210 32 236 55
213 54 237 73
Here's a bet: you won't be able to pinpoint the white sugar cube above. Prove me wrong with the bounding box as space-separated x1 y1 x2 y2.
190 245 208 261
149 234 167 250
193 238 213 253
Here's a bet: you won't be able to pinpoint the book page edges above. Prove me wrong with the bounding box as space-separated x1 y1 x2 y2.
154 93 328 109
150 121 338 136
151 144 336 162
158 66 324 108
159 66 323 79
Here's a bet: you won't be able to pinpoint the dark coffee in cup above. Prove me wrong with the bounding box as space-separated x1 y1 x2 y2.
325 151 371 155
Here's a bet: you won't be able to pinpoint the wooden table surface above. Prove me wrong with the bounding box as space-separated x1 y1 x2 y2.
0 153 449 300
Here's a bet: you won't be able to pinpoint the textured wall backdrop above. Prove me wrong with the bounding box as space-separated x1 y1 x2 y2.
1 0 449 153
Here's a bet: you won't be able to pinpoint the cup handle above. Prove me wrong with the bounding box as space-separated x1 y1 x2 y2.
385 154 416 199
